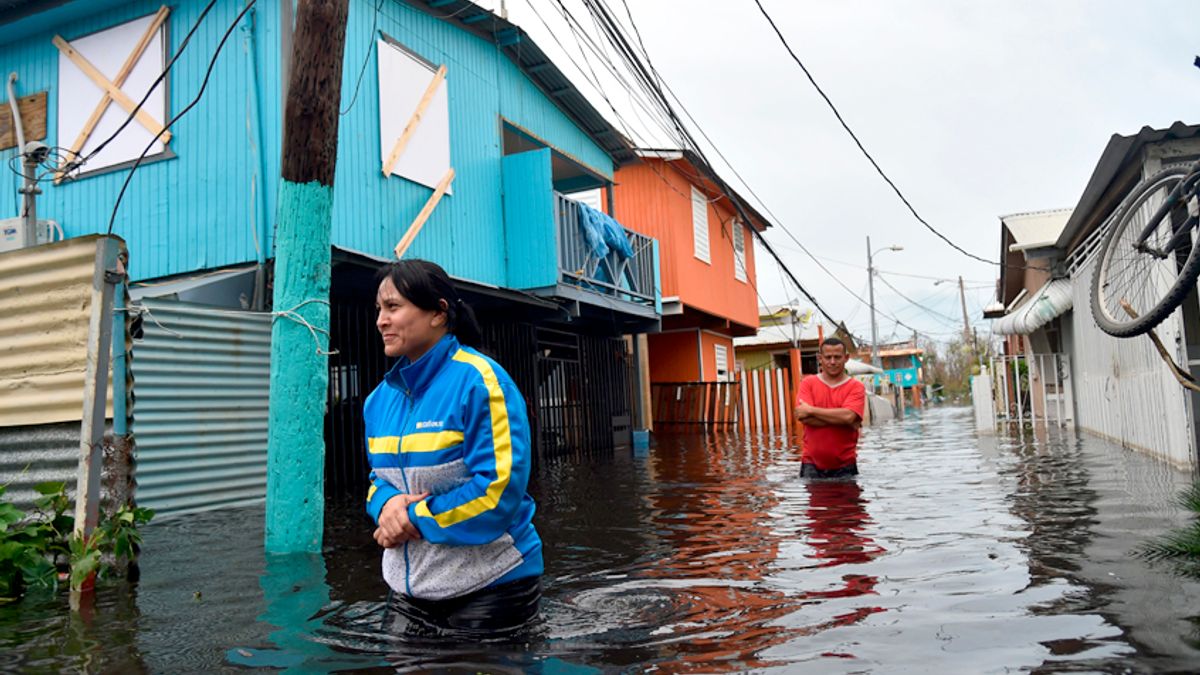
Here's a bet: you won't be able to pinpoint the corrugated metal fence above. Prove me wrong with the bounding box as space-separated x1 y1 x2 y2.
0 235 113 426
131 298 271 515
0 235 126 508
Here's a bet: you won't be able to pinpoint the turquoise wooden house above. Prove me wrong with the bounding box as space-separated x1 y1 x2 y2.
0 0 659 513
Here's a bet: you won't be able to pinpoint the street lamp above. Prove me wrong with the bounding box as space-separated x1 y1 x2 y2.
866 236 903 392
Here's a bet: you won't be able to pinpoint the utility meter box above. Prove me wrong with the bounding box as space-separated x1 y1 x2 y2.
0 218 57 254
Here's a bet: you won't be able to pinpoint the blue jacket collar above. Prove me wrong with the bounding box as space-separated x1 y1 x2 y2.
384 334 460 397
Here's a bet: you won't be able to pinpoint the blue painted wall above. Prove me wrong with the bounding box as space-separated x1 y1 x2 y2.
0 0 285 282
501 148 556 290
1 0 615 290
331 0 613 288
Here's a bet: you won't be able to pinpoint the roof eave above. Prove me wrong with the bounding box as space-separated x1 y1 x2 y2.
408 0 634 167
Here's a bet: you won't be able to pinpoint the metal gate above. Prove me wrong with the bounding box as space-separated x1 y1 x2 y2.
988 353 1073 427
535 328 633 459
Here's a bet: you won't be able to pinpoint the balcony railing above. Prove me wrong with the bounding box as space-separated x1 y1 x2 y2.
554 193 656 310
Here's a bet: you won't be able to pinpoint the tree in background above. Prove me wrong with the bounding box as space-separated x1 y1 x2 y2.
920 336 994 399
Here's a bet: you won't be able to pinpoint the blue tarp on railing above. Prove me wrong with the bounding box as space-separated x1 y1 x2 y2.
576 202 634 259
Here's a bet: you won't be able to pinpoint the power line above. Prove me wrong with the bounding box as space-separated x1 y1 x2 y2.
581 0 970 345
875 274 962 325
108 0 257 235
340 0 383 116
578 0 858 337
751 0 999 267
58 0 221 175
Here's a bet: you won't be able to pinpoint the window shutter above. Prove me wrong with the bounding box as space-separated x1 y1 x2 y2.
691 187 710 263
714 344 729 381
733 220 747 282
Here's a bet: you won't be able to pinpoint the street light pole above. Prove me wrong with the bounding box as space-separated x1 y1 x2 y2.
867 236 881 379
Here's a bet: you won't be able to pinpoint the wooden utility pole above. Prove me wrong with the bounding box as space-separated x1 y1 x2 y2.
958 276 971 345
265 0 349 554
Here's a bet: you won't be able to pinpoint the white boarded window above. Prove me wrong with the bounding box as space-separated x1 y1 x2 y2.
565 187 602 211
57 12 168 175
733 220 747 282
691 186 710 263
714 343 729 381
378 39 451 193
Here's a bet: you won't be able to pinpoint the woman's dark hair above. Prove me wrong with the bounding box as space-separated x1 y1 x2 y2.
374 259 483 348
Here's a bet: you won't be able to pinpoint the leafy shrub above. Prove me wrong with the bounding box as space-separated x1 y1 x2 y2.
0 482 153 602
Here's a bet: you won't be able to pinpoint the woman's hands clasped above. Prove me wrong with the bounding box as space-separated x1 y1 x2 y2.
374 492 430 548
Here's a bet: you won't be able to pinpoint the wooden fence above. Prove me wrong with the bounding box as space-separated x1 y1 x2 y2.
651 367 795 434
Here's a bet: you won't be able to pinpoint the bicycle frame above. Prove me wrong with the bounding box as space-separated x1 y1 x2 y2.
1132 160 1200 258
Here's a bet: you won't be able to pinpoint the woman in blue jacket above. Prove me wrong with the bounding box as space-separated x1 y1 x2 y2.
364 259 542 637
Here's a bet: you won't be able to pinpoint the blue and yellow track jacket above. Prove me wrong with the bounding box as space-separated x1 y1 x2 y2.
363 334 542 600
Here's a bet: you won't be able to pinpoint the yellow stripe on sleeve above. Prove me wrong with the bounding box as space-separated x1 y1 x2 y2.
366 484 377 502
417 350 512 528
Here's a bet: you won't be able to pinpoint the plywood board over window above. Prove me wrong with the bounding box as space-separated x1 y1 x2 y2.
56 7 171 177
378 39 451 194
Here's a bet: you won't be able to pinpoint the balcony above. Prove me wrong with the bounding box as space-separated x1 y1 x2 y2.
502 148 660 327
554 193 657 312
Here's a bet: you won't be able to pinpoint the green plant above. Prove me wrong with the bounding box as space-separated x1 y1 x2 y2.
1137 481 1200 578
0 482 154 601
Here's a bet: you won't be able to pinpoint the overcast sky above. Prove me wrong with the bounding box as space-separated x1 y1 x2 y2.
471 0 1200 345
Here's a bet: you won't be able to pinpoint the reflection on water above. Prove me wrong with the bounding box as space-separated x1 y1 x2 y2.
2 407 1200 672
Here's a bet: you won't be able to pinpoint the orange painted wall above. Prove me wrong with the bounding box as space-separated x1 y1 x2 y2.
699 331 736 382
612 160 760 330
648 330 702 382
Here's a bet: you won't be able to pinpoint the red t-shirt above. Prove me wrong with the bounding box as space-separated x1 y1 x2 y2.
797 375 866 470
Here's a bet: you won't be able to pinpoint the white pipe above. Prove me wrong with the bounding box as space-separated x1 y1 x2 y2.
7 73 26 153
7 72 27 219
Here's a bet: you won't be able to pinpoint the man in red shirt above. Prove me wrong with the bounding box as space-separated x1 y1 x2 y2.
795 338 866 478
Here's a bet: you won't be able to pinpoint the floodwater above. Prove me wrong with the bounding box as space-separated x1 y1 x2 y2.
4 406 1200 673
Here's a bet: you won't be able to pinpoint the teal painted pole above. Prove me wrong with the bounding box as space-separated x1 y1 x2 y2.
265 0 349 554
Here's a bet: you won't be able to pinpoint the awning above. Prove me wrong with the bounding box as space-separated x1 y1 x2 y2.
990 278 1072 335
847 360 883 375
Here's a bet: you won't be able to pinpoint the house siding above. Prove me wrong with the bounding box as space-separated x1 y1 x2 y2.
699 331 734 382
2 0 615 290
647 330 701 382
330 0 613 288
0 0 285 282
613 159 758 330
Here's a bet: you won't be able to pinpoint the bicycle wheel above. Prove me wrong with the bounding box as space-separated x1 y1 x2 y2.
1091 165 1200 337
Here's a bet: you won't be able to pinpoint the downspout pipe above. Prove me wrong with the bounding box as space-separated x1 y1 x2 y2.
242 8 270 309
7 73 27 219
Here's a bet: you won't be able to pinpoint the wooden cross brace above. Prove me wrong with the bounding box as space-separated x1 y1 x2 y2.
53 6 172 180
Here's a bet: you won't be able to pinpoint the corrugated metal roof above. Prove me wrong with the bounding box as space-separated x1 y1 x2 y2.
0 0 67 24
989 277 1073 335
409 0 635 166
734 315 825 348
0 235 116 427
1056 121 1200 251
1000 209 1072 252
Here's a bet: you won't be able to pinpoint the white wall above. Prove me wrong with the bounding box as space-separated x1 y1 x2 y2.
1067 257 1196 469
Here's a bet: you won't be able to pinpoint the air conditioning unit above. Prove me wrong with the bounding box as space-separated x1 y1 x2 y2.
0 218 60 254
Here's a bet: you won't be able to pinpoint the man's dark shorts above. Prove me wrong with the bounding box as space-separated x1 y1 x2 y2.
800 462 858 479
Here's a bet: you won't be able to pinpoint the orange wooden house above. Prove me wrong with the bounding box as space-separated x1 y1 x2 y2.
609 149 770 391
